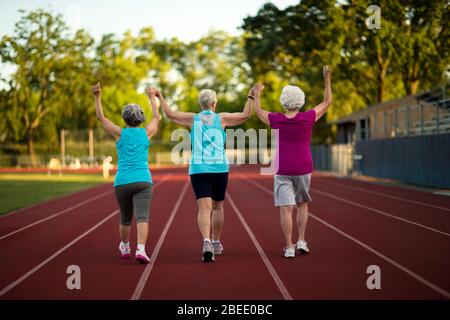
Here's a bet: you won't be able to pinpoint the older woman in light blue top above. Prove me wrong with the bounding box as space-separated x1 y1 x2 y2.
92 83 160 264
157 87 254 262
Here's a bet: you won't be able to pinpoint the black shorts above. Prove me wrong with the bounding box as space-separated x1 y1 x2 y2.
190 172 229 202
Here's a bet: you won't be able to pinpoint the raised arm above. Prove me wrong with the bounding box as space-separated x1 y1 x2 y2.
157 90 195 127
313 65 332 122
253 83 270 125
219 88 254 128
145 87 160 138
92 82 121 140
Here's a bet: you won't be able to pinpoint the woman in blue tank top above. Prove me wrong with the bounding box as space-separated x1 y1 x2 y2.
92 83 160 264
157 87 254 262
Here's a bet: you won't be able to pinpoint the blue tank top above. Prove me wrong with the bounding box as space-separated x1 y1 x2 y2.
189 110 229 175
114 128 152 187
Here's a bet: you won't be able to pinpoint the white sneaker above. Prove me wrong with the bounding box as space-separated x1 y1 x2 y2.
296 240 310 255
135 250 150 264
202 240 215 262
212 241 223 255
283 246 296 258
119 242 131 258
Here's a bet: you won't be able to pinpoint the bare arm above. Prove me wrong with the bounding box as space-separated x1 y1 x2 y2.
157 91 195 127
145 87 160 138
313 65 332 122
253 83 270 125
92 83 121 140
220 88 254 128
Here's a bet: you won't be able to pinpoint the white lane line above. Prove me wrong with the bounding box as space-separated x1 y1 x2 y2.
0 190 113 240
434 191 450 197
228 193 293 300
0 210 119 297
309 213 450 299
131 180 190 300
0 176 171 298
310 188 450 237
246 177 450 299
0 184 110 219
0 174 173 241
317 179 450 212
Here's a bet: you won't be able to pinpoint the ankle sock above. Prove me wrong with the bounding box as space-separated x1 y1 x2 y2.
137 244 145 252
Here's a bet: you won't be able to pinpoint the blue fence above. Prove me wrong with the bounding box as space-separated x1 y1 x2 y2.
311 145 331 171
312 144 353 175
355 134 450 188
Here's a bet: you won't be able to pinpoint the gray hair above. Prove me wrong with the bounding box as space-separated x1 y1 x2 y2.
198 89 217 109
122 104 146 127
280 85 305 110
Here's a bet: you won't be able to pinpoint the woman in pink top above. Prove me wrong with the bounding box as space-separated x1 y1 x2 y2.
253 66 332 258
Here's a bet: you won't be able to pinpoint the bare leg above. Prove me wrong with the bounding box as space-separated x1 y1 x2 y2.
211 201 224 241
280 205 295 248
119 224 131 243
197 198 212 240
296 202 309 242
137 222 149 245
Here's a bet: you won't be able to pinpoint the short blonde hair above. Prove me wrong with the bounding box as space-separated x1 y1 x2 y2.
198 89 217 109
280 85 305 110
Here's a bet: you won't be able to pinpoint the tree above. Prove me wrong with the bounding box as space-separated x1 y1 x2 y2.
242 0 449 118
0 8 267 163
241 1 345 141
150 31 257 140
0 9 71 165
56 29 96 130
392 0 449 94
339 1 398 104
340 0 448 99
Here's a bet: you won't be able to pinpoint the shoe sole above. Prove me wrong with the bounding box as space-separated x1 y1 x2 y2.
202 251 215 262
214 250 223 255
297 249 309 255
284 255 295 258
120 253 131 259
136 254 150 264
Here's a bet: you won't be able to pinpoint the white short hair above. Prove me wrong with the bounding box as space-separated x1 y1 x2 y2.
198 89 217 108
280 85 305 110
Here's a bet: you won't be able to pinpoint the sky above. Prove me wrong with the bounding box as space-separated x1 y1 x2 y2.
0 0 300 41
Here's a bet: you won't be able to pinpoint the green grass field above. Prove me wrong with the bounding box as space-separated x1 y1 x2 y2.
0 174 112 215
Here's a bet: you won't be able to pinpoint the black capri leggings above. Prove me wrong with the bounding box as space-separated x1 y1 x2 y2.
114 182 152 226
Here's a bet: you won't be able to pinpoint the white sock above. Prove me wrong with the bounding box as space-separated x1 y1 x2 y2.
121 242 130 248
204 238 211 243
137 244 145 252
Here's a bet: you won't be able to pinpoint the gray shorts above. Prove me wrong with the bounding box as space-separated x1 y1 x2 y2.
115 182 153 226
274 174 312 206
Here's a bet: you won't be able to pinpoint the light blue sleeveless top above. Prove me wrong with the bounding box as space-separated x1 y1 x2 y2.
114 128 152 187
189 110 229 175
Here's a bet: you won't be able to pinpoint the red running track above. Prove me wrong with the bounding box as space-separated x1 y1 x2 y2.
0 165 449 299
